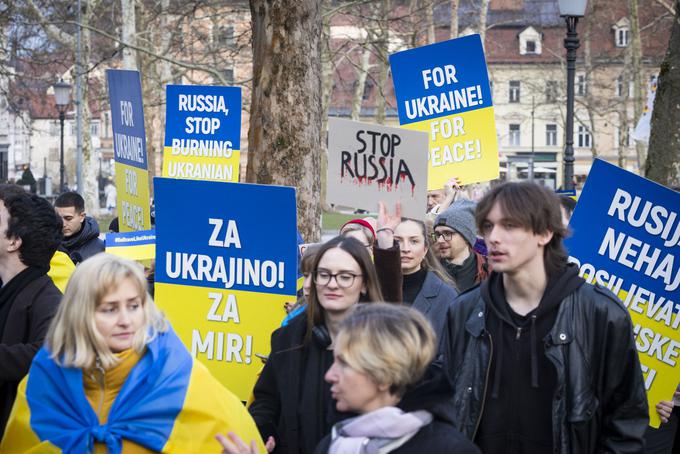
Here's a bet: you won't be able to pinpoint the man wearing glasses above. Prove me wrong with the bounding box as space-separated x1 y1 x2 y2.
433 199 488 292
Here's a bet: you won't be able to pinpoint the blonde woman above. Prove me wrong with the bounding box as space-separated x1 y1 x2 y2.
315 303 479 454
0 253 263 454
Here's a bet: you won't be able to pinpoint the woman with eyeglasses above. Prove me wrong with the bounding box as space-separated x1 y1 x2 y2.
248 235 383 454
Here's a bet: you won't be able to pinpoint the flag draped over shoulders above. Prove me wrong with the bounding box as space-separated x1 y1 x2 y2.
0 328 264 453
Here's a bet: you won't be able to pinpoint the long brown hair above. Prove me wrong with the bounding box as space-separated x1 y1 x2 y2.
397 218 459 290
306 236 383 341
475 182 568 276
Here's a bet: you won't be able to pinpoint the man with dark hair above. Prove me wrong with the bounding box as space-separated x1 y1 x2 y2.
433 199 488 292
0 185 63 435
443 182 648 453
558 194 577 227
54 191 104 264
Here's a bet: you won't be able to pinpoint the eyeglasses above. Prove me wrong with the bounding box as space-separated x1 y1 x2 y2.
431 231 455 242
313 270 363 288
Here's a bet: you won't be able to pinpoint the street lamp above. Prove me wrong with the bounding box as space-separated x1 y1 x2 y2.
53 79 71 193
558 0 587 191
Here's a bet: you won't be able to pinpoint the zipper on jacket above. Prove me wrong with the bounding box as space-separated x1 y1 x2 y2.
515 326 522 340
93 356 106 420
472 332 493 440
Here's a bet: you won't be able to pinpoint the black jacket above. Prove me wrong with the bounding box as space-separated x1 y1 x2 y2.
249 314 349 454
0 275 61 436
443 275 649 454
59 216 104 264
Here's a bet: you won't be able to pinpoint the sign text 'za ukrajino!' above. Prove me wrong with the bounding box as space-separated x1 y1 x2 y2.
163 84 241 182
154 178 297 400
389 34 499 189
107 69 151 232
565 159 680 428
327 117 428 219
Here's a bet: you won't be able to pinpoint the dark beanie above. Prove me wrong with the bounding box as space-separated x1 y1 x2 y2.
434 199 478 248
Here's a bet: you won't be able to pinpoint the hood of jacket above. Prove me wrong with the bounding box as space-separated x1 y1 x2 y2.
62 216 101 251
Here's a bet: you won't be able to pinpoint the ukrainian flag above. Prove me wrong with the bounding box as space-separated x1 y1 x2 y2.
0 328 264 453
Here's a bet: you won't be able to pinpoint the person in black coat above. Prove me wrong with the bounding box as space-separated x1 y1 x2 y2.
0 185 63 436
248 236 385 454
314 303 479 454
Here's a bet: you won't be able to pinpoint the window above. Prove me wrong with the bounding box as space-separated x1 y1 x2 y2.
576 75 587 96
578 125 591 148
545 80 558 102
616 28 630 47
627 126 634 147
546 124 557 146
90 120 100 137
224 69 234 85
509 124 521 146
525 40 536 54
214 25 235 48
509 81 520 103
616 75 624 97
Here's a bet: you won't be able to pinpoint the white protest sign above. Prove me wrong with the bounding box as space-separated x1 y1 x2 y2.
327 118 428 219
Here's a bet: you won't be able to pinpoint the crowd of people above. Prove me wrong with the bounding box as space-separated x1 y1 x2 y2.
0 179 677 453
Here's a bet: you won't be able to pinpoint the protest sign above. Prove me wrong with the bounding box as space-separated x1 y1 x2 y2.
389 34 499 189
154 178 297 399
565 159 680 427
105 230 156 261
327 118 428 218
163 85 241 183
107 69 152 232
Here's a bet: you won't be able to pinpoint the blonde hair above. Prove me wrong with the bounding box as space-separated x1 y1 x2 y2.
335 303 436 397
46 253 167 369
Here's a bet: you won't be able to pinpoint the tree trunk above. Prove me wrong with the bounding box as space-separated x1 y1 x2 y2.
645 0 680 187
121 0 137 69
450 0 459 39
80 0 99 215
629 0 646 172
320 0 333 209
351 46 371 120
425 0 435 44
375 0 390 124
247 0 322 241
478 0 490 47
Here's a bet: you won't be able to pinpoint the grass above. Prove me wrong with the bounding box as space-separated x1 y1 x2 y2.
321 211 371 231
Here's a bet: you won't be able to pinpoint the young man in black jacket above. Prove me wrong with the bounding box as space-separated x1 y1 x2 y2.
0 185 63 436
54 191 104 264
443 182 648 454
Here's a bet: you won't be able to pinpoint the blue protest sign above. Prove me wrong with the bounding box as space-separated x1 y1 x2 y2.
565 158 680 427
388 35 499 188
389 34 493 126
106 69 151 232
163 85 242 183
154 178 298 295
153 177 298 399
107 70 148 170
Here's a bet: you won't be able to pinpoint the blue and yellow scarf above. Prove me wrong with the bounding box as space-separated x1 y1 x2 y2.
1 328 264 453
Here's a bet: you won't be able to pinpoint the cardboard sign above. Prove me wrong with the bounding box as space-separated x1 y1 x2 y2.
107 69 152 232
105 230 156 261
327 118 428 218
389 35 499 189
565 159 680 428
154 178 297 400
162 85 241 182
